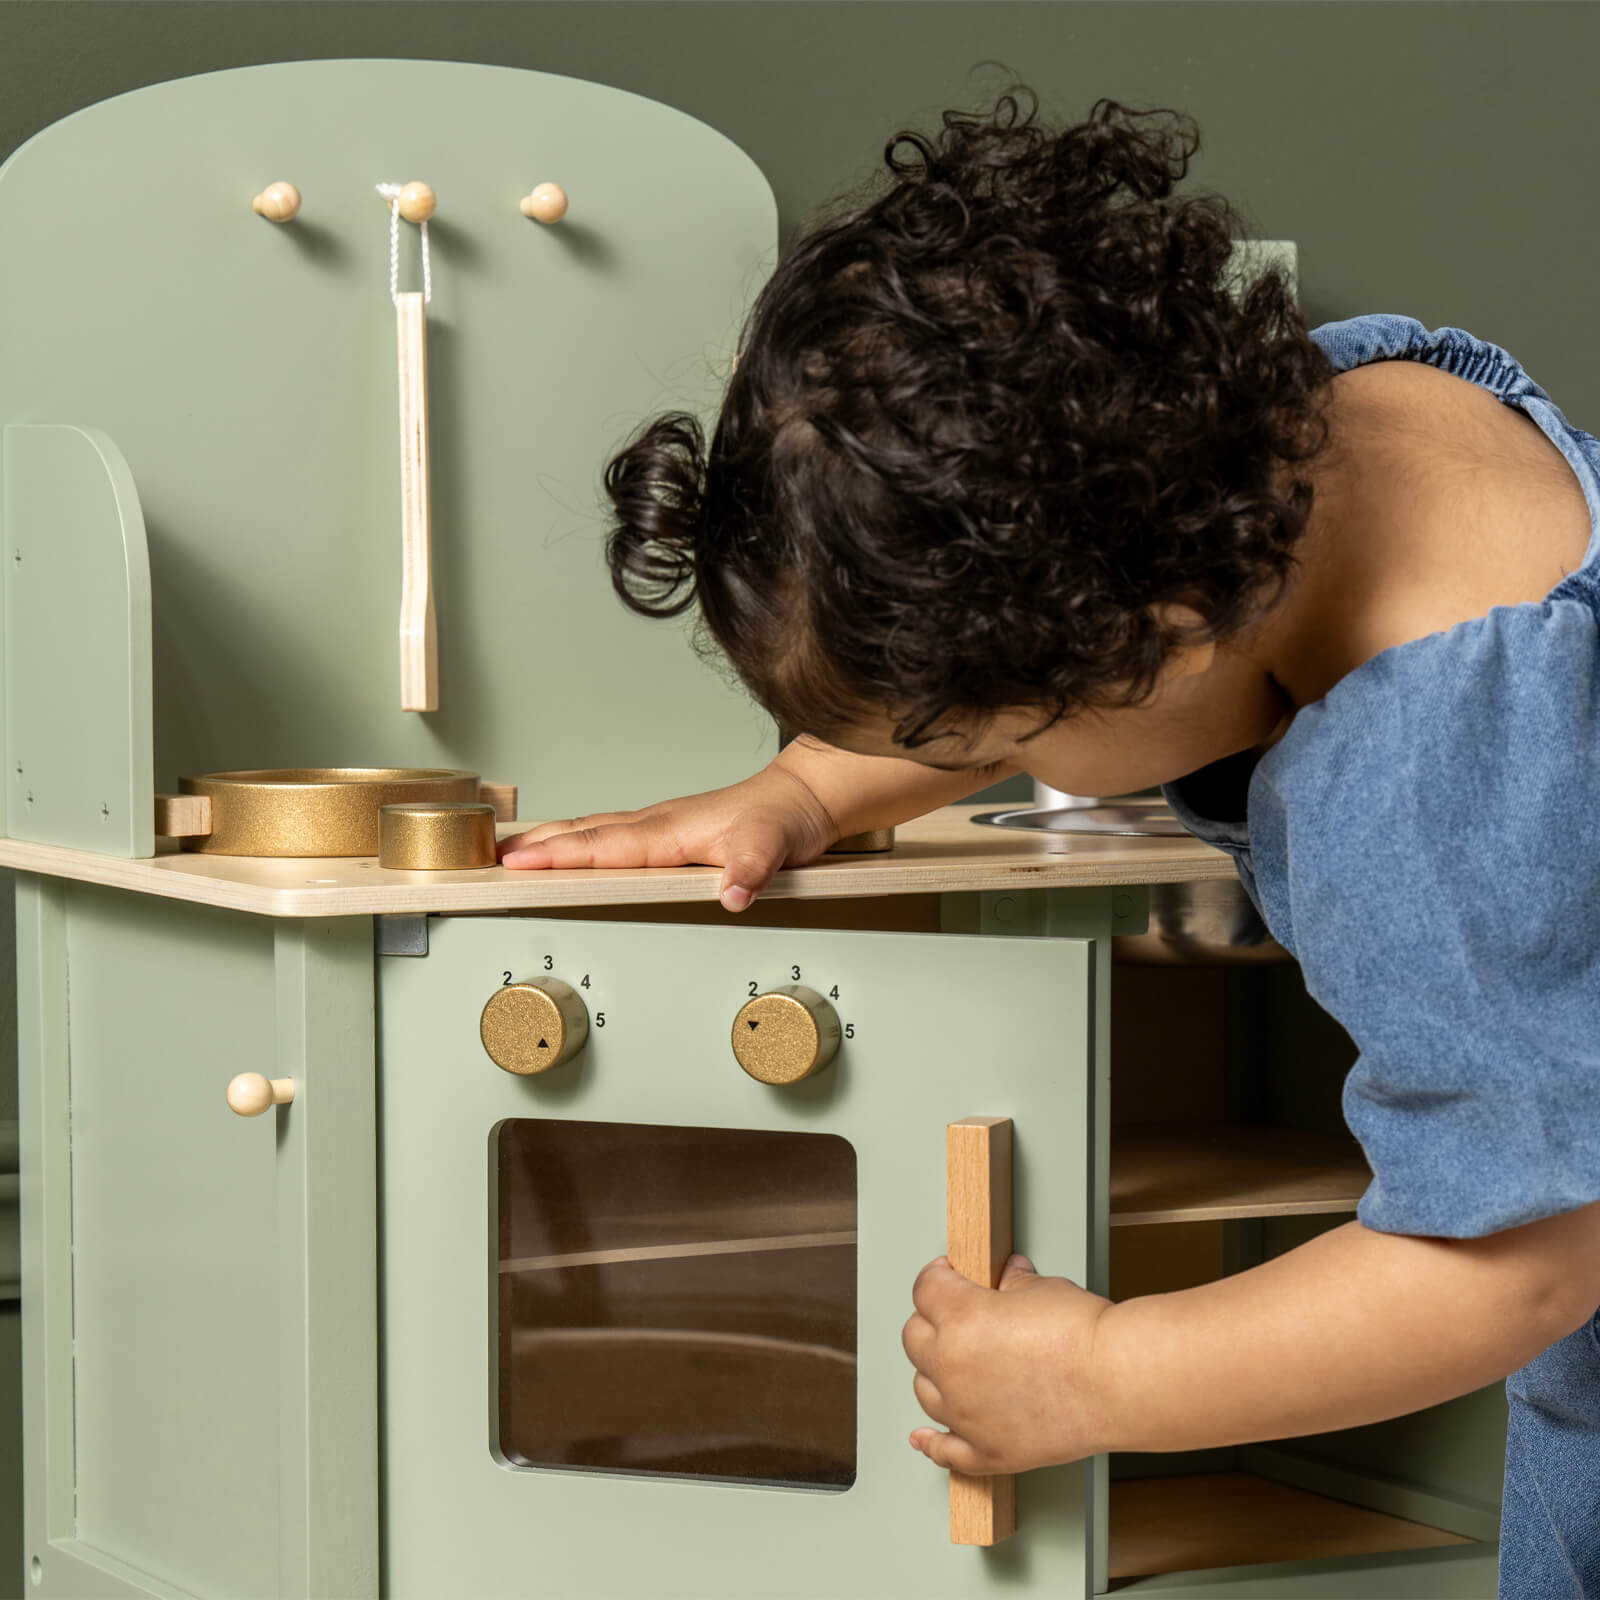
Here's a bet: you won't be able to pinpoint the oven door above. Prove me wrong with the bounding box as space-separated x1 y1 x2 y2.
378 913 1096 1599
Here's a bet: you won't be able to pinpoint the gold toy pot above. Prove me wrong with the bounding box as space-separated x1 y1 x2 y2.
159 767 487 857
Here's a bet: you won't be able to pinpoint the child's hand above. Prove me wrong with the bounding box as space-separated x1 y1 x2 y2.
901 1253 1112 1476
496 763 838 912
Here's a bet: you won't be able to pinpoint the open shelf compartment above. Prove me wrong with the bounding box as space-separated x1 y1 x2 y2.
1110 1122 1370 1226
1108 1469 1476 1582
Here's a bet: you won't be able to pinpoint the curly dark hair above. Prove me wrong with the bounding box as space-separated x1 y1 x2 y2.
603 86 1336 748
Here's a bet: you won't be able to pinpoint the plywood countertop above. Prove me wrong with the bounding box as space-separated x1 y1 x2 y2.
0 804 1233 919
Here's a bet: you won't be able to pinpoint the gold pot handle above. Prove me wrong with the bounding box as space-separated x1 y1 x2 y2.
154 793 213 839
476 782 518 824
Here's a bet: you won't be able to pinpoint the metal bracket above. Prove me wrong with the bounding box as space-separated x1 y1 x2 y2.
376 914 429 957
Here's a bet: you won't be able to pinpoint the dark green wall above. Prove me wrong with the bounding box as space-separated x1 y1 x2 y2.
5 0 1595 808
4 0 1596 403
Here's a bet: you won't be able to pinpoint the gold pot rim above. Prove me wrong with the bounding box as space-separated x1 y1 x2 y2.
182 767 478 791
378 801 495 816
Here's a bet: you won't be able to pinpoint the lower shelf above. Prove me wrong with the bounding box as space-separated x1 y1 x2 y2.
1108 1470 1475 1580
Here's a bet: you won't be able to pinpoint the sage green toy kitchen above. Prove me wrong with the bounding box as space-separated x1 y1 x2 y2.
0 59 1505 1600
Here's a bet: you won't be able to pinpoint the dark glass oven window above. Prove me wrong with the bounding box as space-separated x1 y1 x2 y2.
494 1119 857 1490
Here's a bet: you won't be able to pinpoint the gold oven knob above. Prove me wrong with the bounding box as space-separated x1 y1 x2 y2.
480 978 589 1075
731 985 841 1086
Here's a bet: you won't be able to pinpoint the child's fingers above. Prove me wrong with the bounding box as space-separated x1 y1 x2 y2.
910 1256 966 1318
997 1254 1038 1289
717 840 786 911
501 820 688 871
497 812 640 857
908 1427 985 1474
900 1310 935 1370
912 1371 947 1423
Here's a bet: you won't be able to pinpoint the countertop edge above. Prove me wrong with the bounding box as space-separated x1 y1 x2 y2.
0 808 1237 918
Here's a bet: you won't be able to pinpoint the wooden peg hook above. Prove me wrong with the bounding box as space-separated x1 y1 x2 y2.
252 182 302 222
520 183 568 223
394 182 436 223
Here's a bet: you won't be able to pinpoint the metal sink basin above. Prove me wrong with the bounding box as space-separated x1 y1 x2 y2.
970 800 1187 837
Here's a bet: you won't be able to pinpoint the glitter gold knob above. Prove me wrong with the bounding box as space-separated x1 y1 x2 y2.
731 986 841 1086
481 978 589 1076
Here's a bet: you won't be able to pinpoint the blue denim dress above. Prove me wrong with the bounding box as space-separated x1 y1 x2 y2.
1162 314 1600 1598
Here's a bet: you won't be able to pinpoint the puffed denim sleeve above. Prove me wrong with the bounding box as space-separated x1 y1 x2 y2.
1245 597 1600 1238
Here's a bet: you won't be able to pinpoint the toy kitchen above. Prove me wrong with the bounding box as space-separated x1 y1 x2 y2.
0 59 1504 1600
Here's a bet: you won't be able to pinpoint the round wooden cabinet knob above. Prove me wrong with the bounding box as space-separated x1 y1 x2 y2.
481 978 589 1076
227 1073 295 1116
396 181 437 223
252 182 302 222
520 183 568 223
731 986 841 1086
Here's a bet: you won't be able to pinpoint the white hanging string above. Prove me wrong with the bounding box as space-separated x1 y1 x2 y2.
375 182 432 305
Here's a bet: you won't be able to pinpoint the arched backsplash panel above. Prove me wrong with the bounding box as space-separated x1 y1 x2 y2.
0 60 779 826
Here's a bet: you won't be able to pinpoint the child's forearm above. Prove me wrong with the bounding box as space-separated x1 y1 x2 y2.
772 734 1017 837
1094 1205 1600 1454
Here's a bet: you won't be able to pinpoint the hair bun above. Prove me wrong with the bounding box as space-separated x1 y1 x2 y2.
603 412 707 618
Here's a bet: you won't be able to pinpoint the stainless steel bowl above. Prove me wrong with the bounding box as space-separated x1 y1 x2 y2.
971 801 1292 963
1115 879 1292 965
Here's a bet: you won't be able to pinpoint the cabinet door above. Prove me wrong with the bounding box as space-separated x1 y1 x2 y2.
379 915 1097 1600
15 878 377 1599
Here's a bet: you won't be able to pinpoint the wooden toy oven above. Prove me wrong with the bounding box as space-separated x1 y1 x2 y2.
0 60 1507 1600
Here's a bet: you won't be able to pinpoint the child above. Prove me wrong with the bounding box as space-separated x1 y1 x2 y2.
500 90 1600 1597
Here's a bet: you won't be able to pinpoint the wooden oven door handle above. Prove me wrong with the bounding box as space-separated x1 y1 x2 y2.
946 1115 1017 1546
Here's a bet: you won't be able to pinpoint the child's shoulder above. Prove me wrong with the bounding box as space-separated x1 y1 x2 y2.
1338 355 1594 633
1281 314 1600 702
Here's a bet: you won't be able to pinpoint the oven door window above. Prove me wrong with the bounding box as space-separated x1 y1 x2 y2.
494 1118 857 1490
